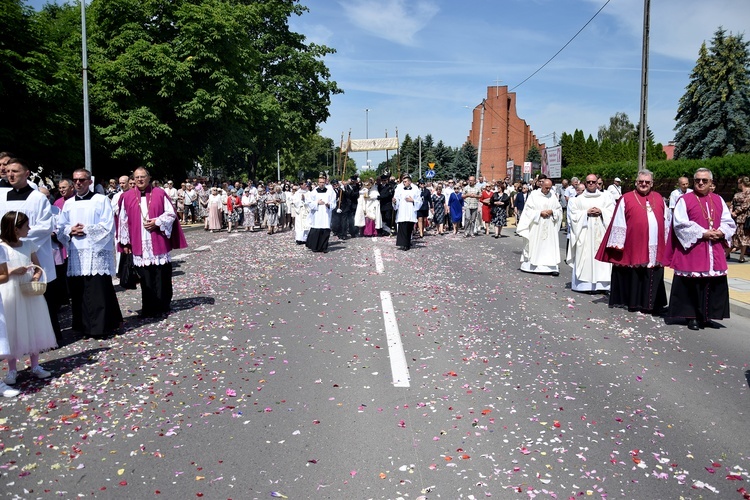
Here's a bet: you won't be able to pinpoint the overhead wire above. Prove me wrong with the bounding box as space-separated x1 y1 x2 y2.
509 0 612 92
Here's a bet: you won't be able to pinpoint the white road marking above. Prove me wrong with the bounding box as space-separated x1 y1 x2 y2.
373 247 384 274
380 291 410 388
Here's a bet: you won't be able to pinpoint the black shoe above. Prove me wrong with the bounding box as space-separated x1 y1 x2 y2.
687 319 700 331
551 271 559 277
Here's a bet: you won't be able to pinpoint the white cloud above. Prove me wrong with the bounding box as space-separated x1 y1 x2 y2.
586 0 750 61
339 0 440 46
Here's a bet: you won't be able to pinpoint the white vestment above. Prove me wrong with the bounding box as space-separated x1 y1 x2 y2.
306 188 336 229
516 189 563 273
0 187 57 281
566 190 615 291
394 186 422 223
292 189 311 241
354 187 383 228
58 194 116 276
668 187 693 210
606 184 622 201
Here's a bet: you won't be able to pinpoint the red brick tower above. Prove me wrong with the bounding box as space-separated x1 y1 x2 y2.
467 86 545 181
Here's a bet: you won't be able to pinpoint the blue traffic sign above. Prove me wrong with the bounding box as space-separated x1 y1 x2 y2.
425 169 436 178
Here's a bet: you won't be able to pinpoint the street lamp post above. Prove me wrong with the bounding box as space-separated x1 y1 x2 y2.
475 100 485 179
80 0 92 174
365 108 369 165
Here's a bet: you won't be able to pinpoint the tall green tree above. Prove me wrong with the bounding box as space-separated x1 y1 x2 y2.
674 27 750 159
451 141 477 179
433 140 455 175
559 132 573 169
597 112 636 144
526 144 541 164
0 1 83 172
569 129 586 166
599 137 614 163
584 134 600 165
89 0 341 180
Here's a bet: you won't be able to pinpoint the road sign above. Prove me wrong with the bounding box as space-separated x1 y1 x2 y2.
425 169 436 179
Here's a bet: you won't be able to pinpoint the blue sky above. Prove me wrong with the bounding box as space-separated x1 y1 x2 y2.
292 0 750 167
28 0 750 169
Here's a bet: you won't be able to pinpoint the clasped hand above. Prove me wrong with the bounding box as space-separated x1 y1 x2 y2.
69 223 86 237
143 218 157 232
703 229 724 241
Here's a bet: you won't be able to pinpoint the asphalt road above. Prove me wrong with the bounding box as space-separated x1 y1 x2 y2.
1 226 749 499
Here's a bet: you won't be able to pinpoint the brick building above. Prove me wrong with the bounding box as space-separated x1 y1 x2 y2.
467 85 545 181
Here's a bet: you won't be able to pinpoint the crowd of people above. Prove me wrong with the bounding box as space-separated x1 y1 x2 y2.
0 153 185 398
520 169 743 335
1 146 749 398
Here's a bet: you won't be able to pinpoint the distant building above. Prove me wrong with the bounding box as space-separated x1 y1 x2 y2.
663 141 675 160
467 86 545 181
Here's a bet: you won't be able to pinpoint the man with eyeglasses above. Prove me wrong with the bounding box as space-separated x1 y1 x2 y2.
117 167 187 318
566 174 615 292
596 169 670 314
664 168 735 330
58 169 122 337
517 178 563 275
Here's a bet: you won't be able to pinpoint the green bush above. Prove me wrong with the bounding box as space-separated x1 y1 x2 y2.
561 153 750 199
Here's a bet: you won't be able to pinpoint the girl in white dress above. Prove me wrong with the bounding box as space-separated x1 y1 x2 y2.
0 245 20 397
1 211 57 387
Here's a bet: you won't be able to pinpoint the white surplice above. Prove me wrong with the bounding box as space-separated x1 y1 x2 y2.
566 190 615 291
516 189 563 273
306 188 336 229
58 193 116 276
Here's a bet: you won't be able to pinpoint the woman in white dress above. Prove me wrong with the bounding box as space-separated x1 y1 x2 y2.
1 211 56 387
354 179 382 236
207 188 223 232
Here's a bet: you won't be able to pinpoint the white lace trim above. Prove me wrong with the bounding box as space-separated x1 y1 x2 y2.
67 249 116 276
607 226 627 248
674 269 727 277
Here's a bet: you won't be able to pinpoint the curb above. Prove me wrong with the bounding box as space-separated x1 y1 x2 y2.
663 280 750 320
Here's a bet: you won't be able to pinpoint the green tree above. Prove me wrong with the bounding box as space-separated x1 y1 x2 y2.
451 141 477 179
599 138 614 163
281 131 335 181
597 112 636 144
0 1 83 173
89 0 341 180
526 144 541 164
569 129 586 166
433 140 455 177
559 132 573 169
675 27 750 159
584 134 600 165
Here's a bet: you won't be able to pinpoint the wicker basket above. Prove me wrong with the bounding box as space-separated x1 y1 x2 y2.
19 265 47 296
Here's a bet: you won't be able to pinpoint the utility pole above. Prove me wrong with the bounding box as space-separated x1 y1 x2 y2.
80 0 92 174
638 0 650 171
418 137 422 180
365 108 370 164
476 99 486 179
